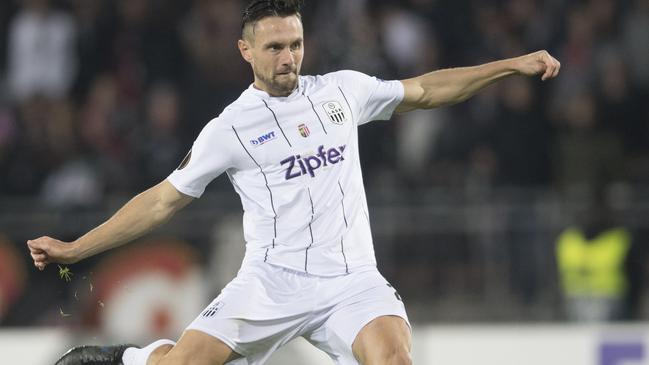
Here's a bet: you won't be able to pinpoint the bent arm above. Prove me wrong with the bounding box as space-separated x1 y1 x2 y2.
72 180 193 260
28 180 193 267
395 50 560 113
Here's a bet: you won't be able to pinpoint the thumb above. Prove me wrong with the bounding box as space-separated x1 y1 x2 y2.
27 237 49 252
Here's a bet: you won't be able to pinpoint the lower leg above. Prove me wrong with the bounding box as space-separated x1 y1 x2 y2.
152 330 242 365
122 339 176 365
146 344 174 365
54 332 238 365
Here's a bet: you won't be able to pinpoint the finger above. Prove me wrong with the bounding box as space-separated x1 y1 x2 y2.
31 253 47 262
29 246 45 254
27 239 44 250
534 60 546 78
543 59 557 81
36 262 47 271
545 63 558 80
28 238 51 254
542 66 552 81
552 60 561 78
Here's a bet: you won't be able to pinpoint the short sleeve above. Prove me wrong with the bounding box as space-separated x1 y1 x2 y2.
167 118 235 198
325 70 404 125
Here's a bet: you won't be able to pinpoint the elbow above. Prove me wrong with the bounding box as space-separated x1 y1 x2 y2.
152 203 174 223
144 181 190 223
437 91 474 108
417 94 444 109
451 92 473 105
153 198 182 224
420 87 472 109
140 190 177 224
147 202 170 225
422 98 460 109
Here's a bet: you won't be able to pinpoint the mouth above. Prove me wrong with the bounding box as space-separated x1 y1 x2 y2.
276 70 295 76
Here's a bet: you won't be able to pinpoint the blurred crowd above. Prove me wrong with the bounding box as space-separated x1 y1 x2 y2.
0 0 648 329
0 0 648 203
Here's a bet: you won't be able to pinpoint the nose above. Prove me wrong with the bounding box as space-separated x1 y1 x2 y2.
279 48 295 68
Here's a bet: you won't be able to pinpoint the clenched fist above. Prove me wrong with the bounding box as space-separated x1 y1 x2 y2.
27 237 78 271
515 50 561 81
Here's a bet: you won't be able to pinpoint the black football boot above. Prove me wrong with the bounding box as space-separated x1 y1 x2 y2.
54 344 138 365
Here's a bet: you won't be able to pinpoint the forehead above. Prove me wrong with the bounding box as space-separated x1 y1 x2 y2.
252 15 303 44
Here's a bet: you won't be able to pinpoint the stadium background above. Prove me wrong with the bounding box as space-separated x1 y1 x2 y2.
1 0 649 363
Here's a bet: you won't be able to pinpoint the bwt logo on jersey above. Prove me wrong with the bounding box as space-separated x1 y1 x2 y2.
281 145 346 180
250 131 277 147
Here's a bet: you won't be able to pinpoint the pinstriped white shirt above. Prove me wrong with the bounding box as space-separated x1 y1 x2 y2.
168 71 404 276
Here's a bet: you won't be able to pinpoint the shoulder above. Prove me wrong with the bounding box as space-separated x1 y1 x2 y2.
210 90 255 127
321 70 373 85
198 104 241 137
297 71 372 89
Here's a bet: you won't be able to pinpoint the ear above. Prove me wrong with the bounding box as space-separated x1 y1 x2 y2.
238 39 253 64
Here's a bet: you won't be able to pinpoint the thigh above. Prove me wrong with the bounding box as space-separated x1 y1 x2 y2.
187 263 314 362
305 270 410 365
157 329 241 365
352 316 411 365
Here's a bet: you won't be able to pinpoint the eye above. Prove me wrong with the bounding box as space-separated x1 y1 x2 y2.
291 42 302 51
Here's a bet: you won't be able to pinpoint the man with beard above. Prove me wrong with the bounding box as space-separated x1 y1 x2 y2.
29 1 560 364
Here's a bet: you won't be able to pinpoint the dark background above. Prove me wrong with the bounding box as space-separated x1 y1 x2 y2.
1 0 648 331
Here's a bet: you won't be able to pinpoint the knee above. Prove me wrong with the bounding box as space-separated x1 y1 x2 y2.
370 345 412 365
155 350 199 365
385 346 412 365
155 348 231 365
146 344 174 365
156 354 191 365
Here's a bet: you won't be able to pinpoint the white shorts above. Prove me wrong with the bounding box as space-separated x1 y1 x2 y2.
187 262 409 365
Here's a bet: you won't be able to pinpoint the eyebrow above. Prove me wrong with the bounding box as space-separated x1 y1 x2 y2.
264 38 303 48
265 42 283 49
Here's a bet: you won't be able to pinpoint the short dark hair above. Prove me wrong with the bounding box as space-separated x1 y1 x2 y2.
242 0 304 39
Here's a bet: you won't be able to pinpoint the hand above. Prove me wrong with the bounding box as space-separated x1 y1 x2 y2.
27 236 78 271
515 50 561 81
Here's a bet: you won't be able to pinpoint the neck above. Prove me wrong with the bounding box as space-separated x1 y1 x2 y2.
252 79 295 97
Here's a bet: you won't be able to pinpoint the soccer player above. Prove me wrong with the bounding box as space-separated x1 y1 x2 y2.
27 1 560 364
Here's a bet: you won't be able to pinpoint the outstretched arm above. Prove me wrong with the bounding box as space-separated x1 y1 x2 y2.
27 180 193 270
395 50 560 113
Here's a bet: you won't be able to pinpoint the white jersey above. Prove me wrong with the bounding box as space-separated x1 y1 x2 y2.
167 70 404 276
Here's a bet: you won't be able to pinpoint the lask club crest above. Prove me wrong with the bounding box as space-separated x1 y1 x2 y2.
322 101 347 125
298 123 310 138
